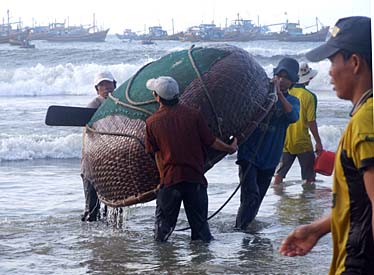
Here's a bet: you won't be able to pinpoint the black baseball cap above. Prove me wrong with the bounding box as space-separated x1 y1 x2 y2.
273 57 299 83
306 16 371 62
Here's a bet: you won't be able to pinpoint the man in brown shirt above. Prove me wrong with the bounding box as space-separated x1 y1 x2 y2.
145 76 237 242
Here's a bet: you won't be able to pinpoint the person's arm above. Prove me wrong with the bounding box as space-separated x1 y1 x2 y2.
210 137 237 155
363 166 374 240
279 214 331 257
274 79 299 122
155 152 164 177
277 90 293 113
308 120 323 155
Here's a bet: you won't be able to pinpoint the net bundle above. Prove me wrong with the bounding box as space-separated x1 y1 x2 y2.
83 44 276 207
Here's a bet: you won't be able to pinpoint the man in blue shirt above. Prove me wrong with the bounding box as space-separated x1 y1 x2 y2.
235 57 300 230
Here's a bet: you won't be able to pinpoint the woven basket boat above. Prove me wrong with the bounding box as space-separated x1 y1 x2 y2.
83 44 276 207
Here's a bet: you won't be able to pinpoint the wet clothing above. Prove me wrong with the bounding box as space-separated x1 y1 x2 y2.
154 182 212 242
145 104 215 187
236 92 299 229
81 176 100 221
276 151 316 181
80 95 106 222
276 84 318 181
145 103 215 241
235 162 275 228
329 91 374 275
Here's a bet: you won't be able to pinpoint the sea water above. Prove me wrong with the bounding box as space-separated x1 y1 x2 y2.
0 37 352 274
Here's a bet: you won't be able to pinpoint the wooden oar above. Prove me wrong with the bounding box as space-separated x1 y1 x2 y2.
45 105 97 126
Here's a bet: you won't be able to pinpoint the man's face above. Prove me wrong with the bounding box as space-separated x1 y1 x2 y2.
97 80 115 98
274 71 293 92
328 52 354 100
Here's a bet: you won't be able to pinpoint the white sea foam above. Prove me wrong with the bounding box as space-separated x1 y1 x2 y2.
0 133 82 161
0 124 343 162
0 63 144 97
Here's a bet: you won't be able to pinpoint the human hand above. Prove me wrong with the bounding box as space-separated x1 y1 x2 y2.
228 137 238 155
279 224 319 257
315 142 323 156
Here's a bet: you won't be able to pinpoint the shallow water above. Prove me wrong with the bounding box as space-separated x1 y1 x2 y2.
1 157 333 275
1 39 348 274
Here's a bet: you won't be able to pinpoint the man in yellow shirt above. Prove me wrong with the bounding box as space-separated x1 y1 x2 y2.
274 63 323 185
279 16 374 275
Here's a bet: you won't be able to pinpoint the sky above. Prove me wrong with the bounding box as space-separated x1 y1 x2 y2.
1 0 372 34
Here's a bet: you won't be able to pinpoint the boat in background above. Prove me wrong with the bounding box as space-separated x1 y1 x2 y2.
8 29 35 48
43 14 109 42
116 29 137 41
45 27 109 42
277 18 329 42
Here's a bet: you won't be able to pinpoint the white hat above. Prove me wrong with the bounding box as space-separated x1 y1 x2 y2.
298 62 318 84
146 76 179 100
94 71 115 86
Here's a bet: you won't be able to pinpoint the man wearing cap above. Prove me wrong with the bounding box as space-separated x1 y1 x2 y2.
279 16 374 275
274 62 323 186
144 76 238 242
235 57 300 230
81 71 116 222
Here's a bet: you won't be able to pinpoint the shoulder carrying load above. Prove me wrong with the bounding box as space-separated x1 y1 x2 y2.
83 44 276 207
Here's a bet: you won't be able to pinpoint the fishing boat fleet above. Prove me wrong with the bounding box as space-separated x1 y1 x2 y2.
0 11 109 48
1 10 329 48
117 15 329 43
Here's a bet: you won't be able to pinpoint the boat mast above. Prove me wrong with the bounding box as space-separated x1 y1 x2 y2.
7 9 10 35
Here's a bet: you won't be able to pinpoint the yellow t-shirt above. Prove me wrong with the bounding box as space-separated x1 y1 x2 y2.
330 94 374 275
283 85 317 154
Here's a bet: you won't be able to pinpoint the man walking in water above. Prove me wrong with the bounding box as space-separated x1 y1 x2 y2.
274 62 323 186
235 57 300 230
145 76 237 242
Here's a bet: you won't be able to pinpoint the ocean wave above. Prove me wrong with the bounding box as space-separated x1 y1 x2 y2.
0 124 343 162
0 63 145 97
0 41 334 97
1 58 333 97
0 133 82 161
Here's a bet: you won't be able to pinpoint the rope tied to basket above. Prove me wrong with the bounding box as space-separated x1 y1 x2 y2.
85 125 145 148
188 44 223 137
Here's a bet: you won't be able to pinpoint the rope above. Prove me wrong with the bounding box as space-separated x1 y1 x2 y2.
124 62 156 106
107 61 157 116
175 181 242 231
175 90 277 232
188 45 223 137
108 93 153 116
85 125 145 148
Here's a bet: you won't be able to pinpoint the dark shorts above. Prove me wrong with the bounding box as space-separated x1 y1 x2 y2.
275 151 316 181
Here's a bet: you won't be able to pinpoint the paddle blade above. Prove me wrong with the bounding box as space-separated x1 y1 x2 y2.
45 105 97 126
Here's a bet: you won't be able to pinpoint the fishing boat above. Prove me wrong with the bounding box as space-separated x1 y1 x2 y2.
277 17 329 42
278 26 329 42
45 14 109 42
46 27 109 42
116 29 137 40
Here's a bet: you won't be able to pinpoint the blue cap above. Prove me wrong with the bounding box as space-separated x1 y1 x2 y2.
273 57 299 83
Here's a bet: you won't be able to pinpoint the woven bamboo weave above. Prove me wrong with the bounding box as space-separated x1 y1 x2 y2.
84 45 276 207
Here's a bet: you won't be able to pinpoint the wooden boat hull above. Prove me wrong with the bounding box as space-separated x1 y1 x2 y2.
46 29 109 42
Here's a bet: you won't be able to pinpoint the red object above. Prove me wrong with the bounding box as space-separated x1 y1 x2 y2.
314 150 336 176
